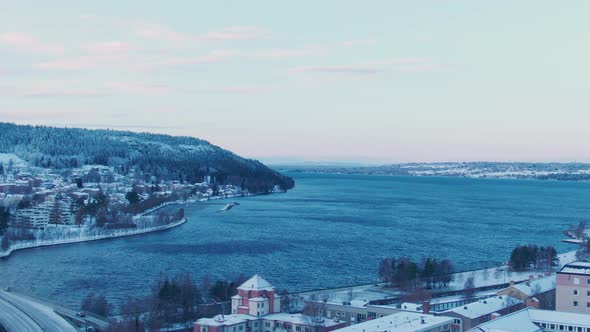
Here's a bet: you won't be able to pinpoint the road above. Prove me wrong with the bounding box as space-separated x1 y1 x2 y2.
0 290 77 332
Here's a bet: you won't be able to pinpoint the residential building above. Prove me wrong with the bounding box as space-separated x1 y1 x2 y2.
497 274 556 309
10 202 52 229
556 261 590 314
467 307 590 332
333 312 460 332
440 295 524 330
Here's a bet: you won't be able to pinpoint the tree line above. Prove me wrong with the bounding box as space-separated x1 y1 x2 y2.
378 257 454 290
0 122 294 193
95 272 256 331
508 245 557 271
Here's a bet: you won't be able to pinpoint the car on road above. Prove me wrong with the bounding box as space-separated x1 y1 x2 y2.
3 287 10 292
76 311 86 317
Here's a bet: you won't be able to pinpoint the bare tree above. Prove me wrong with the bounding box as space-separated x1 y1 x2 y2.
464 276 476 302
575 220 587 239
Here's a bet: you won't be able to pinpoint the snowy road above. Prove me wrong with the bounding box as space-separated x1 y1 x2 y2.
0 290 76 332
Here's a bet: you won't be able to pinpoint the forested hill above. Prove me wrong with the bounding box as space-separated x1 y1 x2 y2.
0 123 294 192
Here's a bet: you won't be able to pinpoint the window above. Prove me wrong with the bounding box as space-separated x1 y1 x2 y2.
574 301 579 307
202 328 208 332
575 290 579 295
588 290 590 296
239 326 244 331
574 278 580 285
296 327 301 331
559 325 565 331
569 327 573 332
588 302 590 308
550 324 555 330
265 322 271 327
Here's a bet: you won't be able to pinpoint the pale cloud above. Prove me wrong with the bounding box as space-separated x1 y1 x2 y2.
106 81 177 94
341 39 378 47
289 66 380 75
136 24 271 42
205 86 271 94
131 50 238 71
289 58 453 76
81 41 134 54
0 81 106 98
107 81 270 95
80 15 270 43
200 26 271 41
251 47 319 59
33 55 129 70
0 32 64 55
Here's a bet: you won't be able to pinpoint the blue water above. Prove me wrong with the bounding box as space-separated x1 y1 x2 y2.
0 173 588 308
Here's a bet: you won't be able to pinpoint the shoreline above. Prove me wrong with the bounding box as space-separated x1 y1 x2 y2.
0 191 279 259
0 217 187 259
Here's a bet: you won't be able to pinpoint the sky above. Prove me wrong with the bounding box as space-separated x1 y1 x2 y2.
1 1 589 164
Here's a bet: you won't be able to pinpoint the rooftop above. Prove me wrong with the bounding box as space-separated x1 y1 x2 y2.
195 314 256 327
334 312 454 332
264 313 343 327
468 308 590 332
559 261 590 275
443 296 522 319
510 275 556 296
238 274 275 292
528 309 590 326
466 309 542 332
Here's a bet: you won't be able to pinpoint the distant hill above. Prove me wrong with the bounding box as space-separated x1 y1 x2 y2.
0 123 294 192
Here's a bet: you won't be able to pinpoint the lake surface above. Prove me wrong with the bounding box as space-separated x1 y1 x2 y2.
1 173 588 309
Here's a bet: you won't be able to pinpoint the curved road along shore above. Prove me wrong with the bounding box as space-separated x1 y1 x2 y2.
0 290 76 332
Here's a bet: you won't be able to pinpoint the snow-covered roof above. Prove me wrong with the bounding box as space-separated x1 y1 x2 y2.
528 309 590 326
511 275 556 296
196 314 256 327
468 308 590 332
263 313 343 327
466 309 542 332
238 274 275 291
334 312 454 332
231 294 242 299
559 261 590 275
444 296 522 319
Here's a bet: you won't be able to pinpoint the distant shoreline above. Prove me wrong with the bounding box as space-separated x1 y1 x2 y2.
282 169 590 182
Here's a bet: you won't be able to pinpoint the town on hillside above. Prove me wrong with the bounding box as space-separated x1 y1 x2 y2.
0 154 254 255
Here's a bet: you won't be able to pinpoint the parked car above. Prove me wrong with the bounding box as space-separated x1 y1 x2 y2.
3 287 10 292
